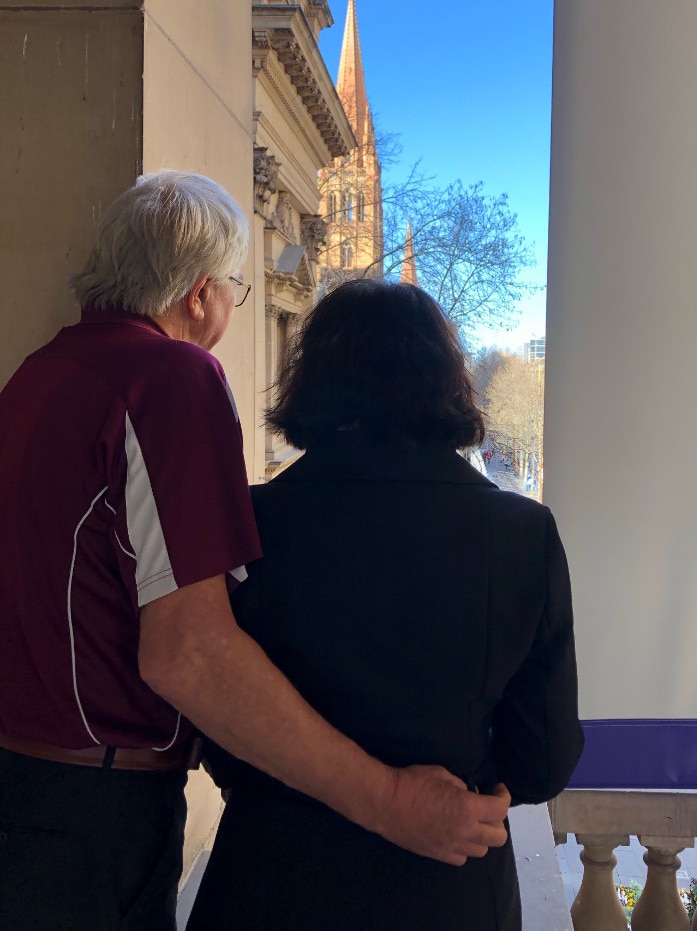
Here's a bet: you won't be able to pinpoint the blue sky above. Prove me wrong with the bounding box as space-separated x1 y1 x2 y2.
319 0 554 350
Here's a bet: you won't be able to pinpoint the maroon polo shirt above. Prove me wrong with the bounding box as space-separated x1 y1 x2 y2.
0 309 261 750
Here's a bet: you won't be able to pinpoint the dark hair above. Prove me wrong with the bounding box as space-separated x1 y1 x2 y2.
266 279 485 450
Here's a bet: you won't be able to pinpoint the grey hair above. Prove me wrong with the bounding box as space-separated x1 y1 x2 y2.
69 170 249 317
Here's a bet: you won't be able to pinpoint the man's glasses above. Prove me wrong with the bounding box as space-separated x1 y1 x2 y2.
229 275 252 307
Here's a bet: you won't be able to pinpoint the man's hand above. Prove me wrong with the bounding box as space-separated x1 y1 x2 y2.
140 576 510 866
378 768 510 865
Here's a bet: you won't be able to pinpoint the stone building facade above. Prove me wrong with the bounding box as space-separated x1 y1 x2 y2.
251 0 354 474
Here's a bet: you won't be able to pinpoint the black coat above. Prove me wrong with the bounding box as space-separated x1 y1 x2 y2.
189 443 583 931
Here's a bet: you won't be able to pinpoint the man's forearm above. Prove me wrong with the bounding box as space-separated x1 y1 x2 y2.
139 575 510 864
148 606 395 831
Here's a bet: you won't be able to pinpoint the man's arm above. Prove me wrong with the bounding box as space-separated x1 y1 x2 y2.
139 574 510 866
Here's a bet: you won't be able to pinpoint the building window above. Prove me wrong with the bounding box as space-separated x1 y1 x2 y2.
340 240 353 268
341 189 353 222
357 192 365 222
328 192 337 220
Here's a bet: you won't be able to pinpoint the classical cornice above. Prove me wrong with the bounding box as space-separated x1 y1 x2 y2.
303 0 333 37
252 4 355 159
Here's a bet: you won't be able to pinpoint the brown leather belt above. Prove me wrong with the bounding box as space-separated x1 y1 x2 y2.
0 731 202 772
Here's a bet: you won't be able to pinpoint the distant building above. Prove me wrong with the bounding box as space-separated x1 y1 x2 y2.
522 337 546 362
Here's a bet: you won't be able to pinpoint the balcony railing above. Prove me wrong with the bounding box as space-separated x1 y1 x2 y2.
550 789 697 930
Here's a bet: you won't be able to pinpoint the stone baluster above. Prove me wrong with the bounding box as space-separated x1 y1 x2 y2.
631 837 694 931
570 833 630 931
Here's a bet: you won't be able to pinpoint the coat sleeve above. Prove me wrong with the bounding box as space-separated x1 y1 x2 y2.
490 508 584 805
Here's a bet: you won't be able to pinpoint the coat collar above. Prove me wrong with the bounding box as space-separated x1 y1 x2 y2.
274 442 494 487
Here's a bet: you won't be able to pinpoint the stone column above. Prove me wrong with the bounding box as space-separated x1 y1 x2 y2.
545 0 697 726
265 303 281 459
0 2 144 388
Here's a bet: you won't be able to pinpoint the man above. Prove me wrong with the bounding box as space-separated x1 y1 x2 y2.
0 171 510 930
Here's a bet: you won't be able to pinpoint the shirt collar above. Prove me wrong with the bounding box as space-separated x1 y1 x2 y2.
80 306 170 337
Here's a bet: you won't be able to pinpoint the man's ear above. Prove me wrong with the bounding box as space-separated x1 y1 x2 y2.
186 274 210 322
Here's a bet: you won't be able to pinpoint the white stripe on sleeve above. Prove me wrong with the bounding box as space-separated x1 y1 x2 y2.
124 413 177 607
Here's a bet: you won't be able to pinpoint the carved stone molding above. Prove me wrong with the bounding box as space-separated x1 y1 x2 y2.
274 38 303 69
265 302 283 320
272 193 295 240
266 303 295 322
304 0 332 39
301 214 327 264
253 146 280 216
252 29 270 48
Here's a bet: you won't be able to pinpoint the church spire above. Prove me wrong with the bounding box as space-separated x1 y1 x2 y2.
318 0 383 281
336 0 369 148
400 221 418 286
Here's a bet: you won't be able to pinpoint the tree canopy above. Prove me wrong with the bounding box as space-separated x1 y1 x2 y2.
385 179 536 335
484 354 544 467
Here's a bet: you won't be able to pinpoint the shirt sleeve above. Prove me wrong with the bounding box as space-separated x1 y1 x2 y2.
121 343 262 607
490 508 584 804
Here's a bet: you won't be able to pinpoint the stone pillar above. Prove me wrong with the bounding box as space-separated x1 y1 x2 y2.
265 303 281 459
0 2 144 387
545 0 697 725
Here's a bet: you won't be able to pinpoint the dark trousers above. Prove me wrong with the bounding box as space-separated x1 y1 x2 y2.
0 747 187 931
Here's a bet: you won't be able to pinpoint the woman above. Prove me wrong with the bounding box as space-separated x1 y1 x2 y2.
188 280 583 931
